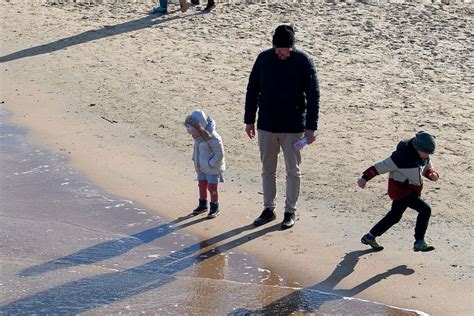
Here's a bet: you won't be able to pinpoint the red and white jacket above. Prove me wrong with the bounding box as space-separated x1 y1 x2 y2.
362 139 439 200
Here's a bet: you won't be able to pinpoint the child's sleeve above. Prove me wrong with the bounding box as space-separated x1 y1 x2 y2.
362 165 378 181
374 156 398 175
362 155 398 181
423 161 439 181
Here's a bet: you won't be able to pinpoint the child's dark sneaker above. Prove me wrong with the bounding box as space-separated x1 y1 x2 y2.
281 212 295 229
191 0 200 4
253 208 276 227
414 240 435 252
192 199 208 215
207 202 219 218
361 234 384 251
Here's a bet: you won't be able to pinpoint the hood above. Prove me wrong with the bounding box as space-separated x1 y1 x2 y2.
394 138 425 165
185 110 217 140
396 139 409 152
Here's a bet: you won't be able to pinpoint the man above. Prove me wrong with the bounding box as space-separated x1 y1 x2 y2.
244 25 320 229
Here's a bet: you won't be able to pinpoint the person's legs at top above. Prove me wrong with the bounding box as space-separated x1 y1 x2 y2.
407 195 434 251
179 0 188 13
203 0 216 11
253 130 279 226
280 132 303 229
152 0 168 13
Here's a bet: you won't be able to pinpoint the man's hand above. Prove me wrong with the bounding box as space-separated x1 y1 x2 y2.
305 130 317 145
245 124 256 139
357 178 367 189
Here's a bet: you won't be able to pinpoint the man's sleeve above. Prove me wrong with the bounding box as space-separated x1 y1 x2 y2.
244 55 261 124
303 57 320 131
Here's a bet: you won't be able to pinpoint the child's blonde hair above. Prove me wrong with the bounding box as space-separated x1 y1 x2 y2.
184 115 213 141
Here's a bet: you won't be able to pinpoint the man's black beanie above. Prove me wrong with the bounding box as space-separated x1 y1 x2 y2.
272 25 295 48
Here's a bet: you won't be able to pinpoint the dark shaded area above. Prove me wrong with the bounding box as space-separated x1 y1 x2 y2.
231 249 416 315
19 214 206 277
1 223 281 314
0 13 180 63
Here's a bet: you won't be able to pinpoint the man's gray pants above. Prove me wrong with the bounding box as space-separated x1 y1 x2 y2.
258 129 303 214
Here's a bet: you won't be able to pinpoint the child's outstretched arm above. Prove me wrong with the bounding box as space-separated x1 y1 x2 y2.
357 165 378 189
357 153 398 189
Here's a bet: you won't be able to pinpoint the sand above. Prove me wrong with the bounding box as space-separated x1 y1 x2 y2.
1 0 473 314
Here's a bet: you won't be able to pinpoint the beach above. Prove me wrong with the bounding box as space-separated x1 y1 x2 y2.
1 0 473 314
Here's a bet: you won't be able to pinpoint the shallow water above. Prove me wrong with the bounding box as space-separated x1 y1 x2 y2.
0 110 425 315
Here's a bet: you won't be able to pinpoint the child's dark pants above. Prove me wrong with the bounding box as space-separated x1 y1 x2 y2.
370 192 431 240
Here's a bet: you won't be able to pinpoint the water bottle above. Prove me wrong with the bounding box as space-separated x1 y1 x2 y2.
293 137 308 150
293 131 318 150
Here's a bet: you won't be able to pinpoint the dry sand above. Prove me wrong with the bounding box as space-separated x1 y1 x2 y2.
1 0 473 314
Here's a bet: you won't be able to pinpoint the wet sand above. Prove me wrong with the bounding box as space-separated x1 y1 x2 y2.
1 0 473 315
0 110 423 314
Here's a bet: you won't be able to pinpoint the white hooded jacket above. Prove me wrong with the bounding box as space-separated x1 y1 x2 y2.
186 110 226 178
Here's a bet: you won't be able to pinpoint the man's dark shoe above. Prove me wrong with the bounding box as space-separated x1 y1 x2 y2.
207 202 220 219
191 0 199 4
253 208 276 227
414 240 435 252
192 199 208 215
281 212 295 229
361 234 384 251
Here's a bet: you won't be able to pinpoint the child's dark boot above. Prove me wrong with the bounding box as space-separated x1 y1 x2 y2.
193 199 208 215
207 202 220 218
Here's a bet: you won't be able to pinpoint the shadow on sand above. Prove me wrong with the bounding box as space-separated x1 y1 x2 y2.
19 214 204 277
230 249 415 314
0 10 204 64
2 217 281 314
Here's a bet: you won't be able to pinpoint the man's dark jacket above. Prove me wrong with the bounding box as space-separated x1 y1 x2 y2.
244 48 320 133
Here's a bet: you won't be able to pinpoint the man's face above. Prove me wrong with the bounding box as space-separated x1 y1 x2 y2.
275 47 292 60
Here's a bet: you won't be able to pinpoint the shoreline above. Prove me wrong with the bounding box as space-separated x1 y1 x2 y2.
1 1 473 314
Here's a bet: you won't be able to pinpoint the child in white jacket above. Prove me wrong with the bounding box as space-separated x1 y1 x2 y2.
184 110 225 218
